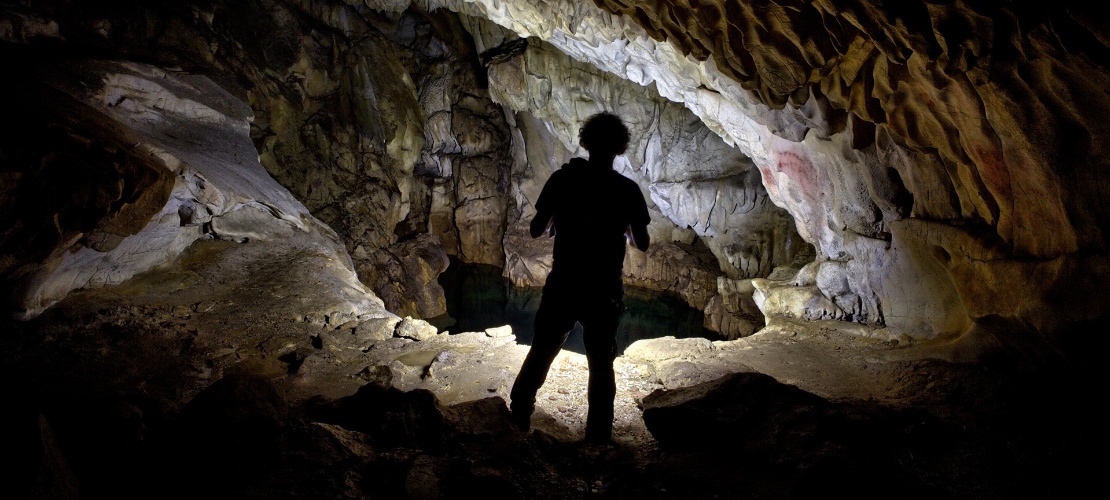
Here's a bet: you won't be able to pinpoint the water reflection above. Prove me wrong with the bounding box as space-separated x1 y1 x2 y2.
429 260 721 355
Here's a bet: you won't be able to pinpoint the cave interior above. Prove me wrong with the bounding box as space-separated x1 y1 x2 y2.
0 1 1105 499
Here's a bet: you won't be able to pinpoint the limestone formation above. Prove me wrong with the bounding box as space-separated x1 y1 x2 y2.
481 35 805 332
392 9 515 268
2 0 1101 382
422 0 1110 354
702 276 763 340
0 1 527 319
368 233 451 319
622 241 719 310
0 58 325 318
0 2 1103 497
501 219 554 289
486 39 804 282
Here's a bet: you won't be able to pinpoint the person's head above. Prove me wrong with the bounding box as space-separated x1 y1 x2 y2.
579 112 630 158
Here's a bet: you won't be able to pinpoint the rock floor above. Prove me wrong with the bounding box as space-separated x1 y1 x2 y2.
1 236 1100 499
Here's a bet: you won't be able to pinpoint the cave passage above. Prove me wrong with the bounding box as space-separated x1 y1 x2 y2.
430 259 722 355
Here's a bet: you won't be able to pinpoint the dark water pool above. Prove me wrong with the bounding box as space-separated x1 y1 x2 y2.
428 260 721 355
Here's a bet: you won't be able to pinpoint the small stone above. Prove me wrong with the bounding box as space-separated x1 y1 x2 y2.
354 317 401 343
484 325 513 338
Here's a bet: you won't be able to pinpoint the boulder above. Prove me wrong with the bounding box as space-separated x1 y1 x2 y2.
640 371 952 497
395 316 440 341
371 234 451 318
312 383 447 450
158 374 291 489
752 277 846 323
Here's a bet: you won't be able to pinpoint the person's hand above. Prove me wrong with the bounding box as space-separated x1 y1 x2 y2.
628 224 650 251
530 212 554 238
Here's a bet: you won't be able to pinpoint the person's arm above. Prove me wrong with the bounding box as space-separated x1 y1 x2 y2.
627 180 651 252
531 170 562 238
628 223 650 252
530 209 554 238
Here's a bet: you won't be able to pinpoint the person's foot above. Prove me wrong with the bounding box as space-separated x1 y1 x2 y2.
583 429 612 445
510 408 531 432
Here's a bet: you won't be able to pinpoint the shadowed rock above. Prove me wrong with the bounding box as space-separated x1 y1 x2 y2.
642 371 953 496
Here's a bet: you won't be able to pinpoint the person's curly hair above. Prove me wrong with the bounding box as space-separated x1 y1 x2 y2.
579 112 630 156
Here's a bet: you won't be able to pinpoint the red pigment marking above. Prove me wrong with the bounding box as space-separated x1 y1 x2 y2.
971 143 1011 200
774 150 820 200
759 166 778 189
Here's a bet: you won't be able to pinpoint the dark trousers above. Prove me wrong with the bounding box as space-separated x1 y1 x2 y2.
510 278 624 439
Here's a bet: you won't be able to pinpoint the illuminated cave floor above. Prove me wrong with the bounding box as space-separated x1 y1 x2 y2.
430 259 724 354
0 236 1099 498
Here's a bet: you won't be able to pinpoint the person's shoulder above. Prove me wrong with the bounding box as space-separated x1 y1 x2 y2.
609 171 646 205
561 157 589 171
608 170 641 189
550 158 588 180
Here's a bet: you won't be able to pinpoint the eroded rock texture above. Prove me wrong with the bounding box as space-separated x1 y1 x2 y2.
3 0 1108 357
0 57 327 318
0 1 515 319
424 0 1110 353
471 32 807 337
0 3 1103 497
484 37 804 280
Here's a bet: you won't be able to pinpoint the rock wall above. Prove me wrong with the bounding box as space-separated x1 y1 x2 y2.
189 0 448 318
238 2 515 315
392 10 514 268
322 6 517 314
485 38 805 278
0 0 517 319
0 0 434 317
0 57 335 319
471 32 807 337
5 0 1107 356
422 0 1110 353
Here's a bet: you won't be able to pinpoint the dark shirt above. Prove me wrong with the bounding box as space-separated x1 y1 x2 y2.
535 158 650 290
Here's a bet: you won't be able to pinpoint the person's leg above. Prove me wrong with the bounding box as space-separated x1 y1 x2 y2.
509 291 575 430
581 295 623 442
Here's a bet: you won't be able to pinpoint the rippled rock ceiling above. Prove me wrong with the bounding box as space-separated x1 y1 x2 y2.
1 0 1106 359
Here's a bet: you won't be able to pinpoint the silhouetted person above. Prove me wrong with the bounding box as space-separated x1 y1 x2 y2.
509 112 650 443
